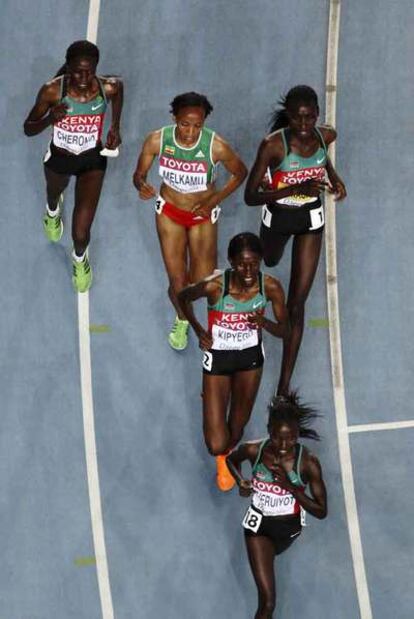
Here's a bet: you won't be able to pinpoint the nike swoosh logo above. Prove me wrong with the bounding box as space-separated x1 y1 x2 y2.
91 102 104 111
252 301 262 309
316 157 325 164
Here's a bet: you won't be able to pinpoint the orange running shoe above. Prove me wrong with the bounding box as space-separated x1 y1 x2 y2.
216 453 236 492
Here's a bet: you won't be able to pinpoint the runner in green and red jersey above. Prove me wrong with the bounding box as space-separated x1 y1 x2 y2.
133 92 247 351
24 40 123 293
178 233 289 491
245 85 346 395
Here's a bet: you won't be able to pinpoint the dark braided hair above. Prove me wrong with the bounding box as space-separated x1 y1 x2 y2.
55 40 100 77
227 232 263 260
269 85 319 133
170 92 213 117
267 391 321 441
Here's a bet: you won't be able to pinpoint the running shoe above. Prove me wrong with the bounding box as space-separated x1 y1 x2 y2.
216 454 236 492
168 316 189 351
43 195 64 242
72 253 93 293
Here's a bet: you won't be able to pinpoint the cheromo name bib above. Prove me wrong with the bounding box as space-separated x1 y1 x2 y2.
52 76 107 155
158 125 216 194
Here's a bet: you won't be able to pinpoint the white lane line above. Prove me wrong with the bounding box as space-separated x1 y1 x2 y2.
87 0 101 42
77 3 114 619
324 2 373 618
78 294 114 619
348 420 414 434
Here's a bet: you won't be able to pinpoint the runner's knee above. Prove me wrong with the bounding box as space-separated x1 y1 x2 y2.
205 434 229 456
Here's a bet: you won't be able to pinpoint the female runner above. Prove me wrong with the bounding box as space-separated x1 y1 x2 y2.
178 232 289 491
244 85 346 394
227 393 327 619
133 92 247 351
24 40 123 292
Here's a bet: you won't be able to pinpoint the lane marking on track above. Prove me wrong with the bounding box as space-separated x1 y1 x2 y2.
348 420 414 434
89 324 112 333
308 318 329 328
74 556 97 567
77 2 115 619
324 1 373 618
78 294 114 619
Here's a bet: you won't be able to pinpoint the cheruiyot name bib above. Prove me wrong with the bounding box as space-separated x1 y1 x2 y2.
52 76 107 155
158 125 216 194
270 128 327 207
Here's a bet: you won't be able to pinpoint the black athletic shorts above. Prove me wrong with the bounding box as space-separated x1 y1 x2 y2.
260 201 324 266
43 142 107 177
202 342 265 376
243 507 302 555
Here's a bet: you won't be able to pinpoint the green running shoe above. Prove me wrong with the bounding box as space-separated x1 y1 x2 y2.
43 194 64 242
168 316 189 351
72 253 93 293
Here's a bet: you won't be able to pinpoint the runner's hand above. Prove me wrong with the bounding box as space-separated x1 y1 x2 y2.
328 178 347 201
197 329 213 350
248 312 265 328
238 479 253 497
105 126 122 149
293 179 329 197
191 195 219 218
133 176 157 199
49 102 68 123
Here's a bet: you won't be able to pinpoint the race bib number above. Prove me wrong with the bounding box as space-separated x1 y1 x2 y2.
309 205 324 230
210 205 221 224
202 351 213 371
262 205 272 228
242 506 263 533
155 196 165 214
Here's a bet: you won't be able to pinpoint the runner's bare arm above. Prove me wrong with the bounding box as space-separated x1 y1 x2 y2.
248 276 290 339
273 452 327 519
23 81 65 136
103 78 123 149
177 277 222 348
191 135 247 215
227 442 260 496
132 131 160 198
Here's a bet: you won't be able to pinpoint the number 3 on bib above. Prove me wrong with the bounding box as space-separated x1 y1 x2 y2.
242 506 263 533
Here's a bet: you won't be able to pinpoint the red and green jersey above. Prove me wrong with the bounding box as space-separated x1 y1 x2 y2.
52 75 107 155
158 125 217 194
207 270 267 351
269 128 327 207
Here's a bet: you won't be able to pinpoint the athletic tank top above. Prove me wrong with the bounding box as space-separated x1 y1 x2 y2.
52 75 107 155
207 269 267 351
269 128 327 207
251 440 305 517
158 125 217 194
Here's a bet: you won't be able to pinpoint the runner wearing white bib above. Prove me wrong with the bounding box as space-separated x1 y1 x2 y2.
133 92 247 351
244 85 346 396
24 40 123 292
227 393 327 619
178 233 289 491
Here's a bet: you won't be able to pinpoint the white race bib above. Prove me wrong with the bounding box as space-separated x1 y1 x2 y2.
242 506 263 532
309 205 325 230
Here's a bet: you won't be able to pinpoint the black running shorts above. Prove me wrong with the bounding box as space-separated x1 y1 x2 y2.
202 343 265 376
43 142 107 176
244 508 302 555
